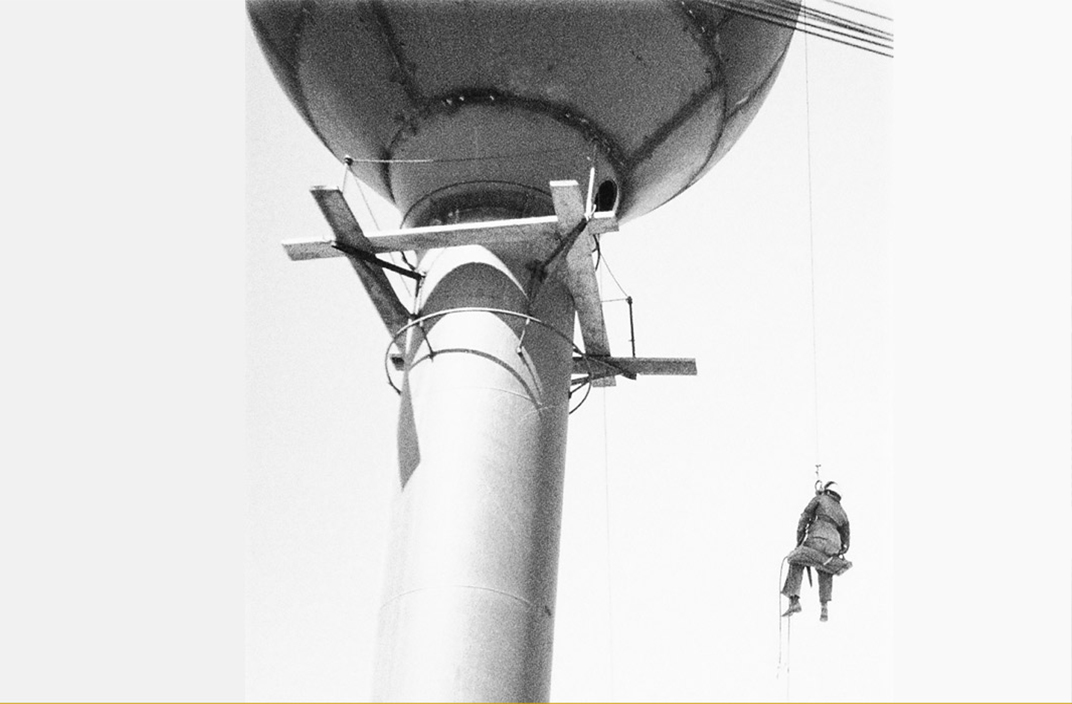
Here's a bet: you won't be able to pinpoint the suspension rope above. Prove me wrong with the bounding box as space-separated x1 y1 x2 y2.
803 33 822 475
598 258 616 699
785 616 792 700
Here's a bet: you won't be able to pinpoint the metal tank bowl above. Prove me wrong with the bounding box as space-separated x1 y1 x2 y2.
248 0 799 226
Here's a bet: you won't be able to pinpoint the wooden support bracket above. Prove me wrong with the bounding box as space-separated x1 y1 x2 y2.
299 187 412 339
281 181 695 394
550 180 615 386
574 356 698 383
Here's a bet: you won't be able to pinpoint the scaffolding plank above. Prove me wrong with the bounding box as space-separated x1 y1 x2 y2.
574 356 698 380
365 213 618 253
283 238 345 261
368 216 556 252
550 180 586 229
286 212 618 256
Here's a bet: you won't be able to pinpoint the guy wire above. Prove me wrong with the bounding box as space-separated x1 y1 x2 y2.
349 167 421 303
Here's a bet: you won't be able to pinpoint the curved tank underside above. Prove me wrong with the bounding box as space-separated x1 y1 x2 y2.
249 0 798 224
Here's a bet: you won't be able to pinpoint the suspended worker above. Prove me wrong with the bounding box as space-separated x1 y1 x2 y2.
781 480 851 622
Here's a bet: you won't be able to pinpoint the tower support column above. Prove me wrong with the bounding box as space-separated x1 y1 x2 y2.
373 229 575 701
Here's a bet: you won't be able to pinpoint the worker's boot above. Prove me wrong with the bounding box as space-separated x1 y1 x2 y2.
781 597 801 617
820 603 829 622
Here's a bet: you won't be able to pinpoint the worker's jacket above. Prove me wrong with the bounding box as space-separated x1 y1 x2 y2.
785 492 852 575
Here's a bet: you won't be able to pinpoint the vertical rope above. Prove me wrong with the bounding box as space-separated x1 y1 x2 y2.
602 389 615 699
599 258 616 699
786 616 792 700
803 32 822 472
777 557 792 699
777 558 786 666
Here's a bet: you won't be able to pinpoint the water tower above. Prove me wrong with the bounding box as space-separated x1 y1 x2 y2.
248 0 798 699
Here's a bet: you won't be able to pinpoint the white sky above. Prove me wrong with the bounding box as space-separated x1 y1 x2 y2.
1 2 1069 702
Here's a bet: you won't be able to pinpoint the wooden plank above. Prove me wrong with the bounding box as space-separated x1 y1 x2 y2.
365 214 617 252
310 187 369 252
550 180 586 231
282 238 345 261
369 216 556 252
286 211 618 256
573 356 698 380
589 210 617 232
308 187 411 337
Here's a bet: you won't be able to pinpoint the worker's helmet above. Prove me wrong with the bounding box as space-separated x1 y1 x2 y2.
823 481 842 501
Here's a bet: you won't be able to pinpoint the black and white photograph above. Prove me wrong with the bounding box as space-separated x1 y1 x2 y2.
0 1 1069 701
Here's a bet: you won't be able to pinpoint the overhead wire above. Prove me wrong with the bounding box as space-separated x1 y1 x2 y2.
771 0 892 39
703 0 894 58
720 3 891 58
821 0 891 22
760 0 893 40
746 0 890 43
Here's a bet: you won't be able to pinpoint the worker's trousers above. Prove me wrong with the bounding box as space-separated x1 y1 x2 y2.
782 563 833 604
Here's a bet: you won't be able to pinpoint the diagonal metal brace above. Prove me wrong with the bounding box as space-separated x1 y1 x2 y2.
331 240 422 281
